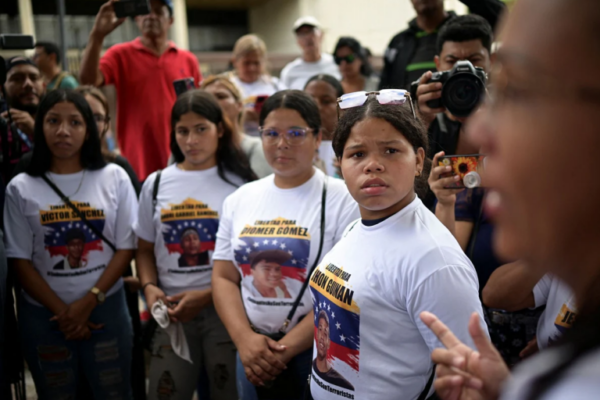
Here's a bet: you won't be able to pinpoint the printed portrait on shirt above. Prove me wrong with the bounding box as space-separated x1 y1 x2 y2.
40 202 107 272
310 262 360 395
235 217 310 299
160 198 218 270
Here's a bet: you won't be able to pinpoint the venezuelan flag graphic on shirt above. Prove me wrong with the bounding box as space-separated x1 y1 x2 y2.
40 202 106 267
235 217 311 283
160 198 218 267
310 262 360 393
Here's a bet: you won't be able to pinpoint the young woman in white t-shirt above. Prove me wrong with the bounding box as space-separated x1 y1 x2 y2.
212 90 359 400
418 2 600 399
134 90 256 400
4 89 138 399
305 93 485 400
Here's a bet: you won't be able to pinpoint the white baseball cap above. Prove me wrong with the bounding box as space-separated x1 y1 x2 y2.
293 16 321 32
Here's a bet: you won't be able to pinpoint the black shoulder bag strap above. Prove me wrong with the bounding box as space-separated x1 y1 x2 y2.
41 174 117 253
417 364 437 400
279 176 328 334
152 169 162 216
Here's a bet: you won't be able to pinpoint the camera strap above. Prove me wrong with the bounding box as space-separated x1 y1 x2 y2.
279 175 328 334
41 174 117 253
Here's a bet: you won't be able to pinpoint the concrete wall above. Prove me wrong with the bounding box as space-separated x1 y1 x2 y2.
250 0 468 56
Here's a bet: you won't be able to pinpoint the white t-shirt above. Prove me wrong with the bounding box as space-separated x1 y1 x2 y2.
280 54 342 91
309 196 486 400
4 165 138 305
318 141 337 177
533 274 576 350
231 75 285 99
213 168 359 333
133 165 243 296
501 346 600 400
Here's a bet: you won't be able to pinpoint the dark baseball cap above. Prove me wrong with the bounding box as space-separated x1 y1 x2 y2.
159 0 173 15
5 56 37 74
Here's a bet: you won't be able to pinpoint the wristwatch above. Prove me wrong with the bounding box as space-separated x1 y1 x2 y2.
90 287 106 304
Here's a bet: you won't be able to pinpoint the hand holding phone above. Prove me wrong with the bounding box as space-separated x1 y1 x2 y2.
113 0 150 19
437 154 485 189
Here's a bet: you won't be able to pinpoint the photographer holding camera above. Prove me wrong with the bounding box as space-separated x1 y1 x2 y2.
379 0 504 92
0 57 45 183
79 0 201 182
414 15 493 160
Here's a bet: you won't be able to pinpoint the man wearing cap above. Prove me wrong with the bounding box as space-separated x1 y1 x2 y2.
0 57 43 182
249 249 292 299
79 0 202 181
280 16 341 91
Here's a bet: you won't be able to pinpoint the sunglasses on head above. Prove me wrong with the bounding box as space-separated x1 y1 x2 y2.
334 54 357 65
336 90 416 119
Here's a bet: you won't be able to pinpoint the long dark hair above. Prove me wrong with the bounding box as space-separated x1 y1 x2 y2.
333 97 429 198
333 37 373 77
170 90 256 186
259 90 321 134
26 89 106 176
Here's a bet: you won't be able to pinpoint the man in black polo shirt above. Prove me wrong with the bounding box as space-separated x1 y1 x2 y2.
379 0 504 91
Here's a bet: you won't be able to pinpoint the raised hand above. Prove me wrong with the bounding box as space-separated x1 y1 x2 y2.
91 0 126 40
420 311 510 400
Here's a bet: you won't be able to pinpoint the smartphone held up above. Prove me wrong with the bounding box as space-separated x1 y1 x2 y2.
113 0 151 19
438 154 485 189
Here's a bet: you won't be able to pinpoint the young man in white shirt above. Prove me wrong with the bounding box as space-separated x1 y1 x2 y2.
280 16 341 90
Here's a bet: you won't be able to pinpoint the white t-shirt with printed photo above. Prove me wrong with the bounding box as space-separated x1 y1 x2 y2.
213 168 359 334
4 165 138 305
309 196 486 400
533 274 576 350
134 165 243 296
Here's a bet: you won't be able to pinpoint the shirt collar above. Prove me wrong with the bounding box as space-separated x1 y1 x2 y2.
132 37 178 54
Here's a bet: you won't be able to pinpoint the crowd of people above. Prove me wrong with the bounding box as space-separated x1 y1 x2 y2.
1 0 600 399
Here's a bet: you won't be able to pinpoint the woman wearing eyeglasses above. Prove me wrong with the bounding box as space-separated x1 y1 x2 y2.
307 90 484 400
333 37 379 94
212 90 359 400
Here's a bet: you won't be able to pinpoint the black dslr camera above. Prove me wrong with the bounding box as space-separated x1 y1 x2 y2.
411 60 487 118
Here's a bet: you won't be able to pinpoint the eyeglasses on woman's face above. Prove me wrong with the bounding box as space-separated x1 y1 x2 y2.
258 127 313 146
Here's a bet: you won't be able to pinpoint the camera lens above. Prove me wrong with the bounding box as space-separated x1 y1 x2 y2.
442 74 485 118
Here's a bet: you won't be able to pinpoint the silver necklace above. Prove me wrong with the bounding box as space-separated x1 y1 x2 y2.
48 169 86 198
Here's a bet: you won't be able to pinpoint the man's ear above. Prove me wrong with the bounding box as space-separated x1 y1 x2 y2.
218 122 225 138
434 55 441 71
